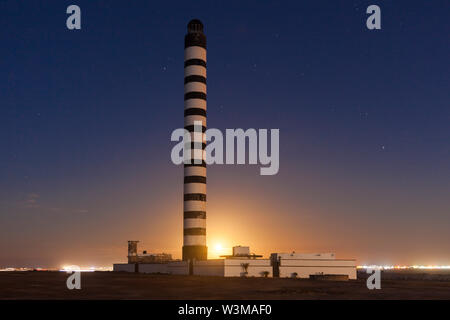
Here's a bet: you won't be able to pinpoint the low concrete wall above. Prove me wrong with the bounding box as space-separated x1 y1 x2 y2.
224 259 272 277
168 261 189 275
279 259 356 279
113 263 135 272
193 259 272 277
114 262 188 275
193 259 225 276
113 259 274 278
139 263 169 274
310 274 349 281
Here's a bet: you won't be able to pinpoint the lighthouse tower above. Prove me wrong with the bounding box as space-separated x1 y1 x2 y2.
182 19 208 261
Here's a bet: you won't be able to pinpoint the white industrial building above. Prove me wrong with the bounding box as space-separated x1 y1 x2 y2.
113 246 355 279
271 252 356 280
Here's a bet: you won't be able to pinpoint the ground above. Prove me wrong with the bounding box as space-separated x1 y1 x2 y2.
0 271 449 299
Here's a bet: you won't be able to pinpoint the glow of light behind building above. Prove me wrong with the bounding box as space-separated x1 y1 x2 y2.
208 240 232 259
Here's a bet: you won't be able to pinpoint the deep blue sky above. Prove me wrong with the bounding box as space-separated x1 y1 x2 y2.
0 0 449 267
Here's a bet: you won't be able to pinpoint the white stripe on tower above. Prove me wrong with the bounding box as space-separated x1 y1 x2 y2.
183 19 208 261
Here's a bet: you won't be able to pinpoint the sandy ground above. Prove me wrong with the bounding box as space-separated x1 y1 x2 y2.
0 271 449 299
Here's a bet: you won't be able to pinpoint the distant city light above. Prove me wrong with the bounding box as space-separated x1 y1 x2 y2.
59 265 113 272
0 267 50 272
0 265 113 272
357 265 450 270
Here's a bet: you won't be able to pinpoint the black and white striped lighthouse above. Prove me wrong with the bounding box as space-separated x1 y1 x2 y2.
182 19 208 261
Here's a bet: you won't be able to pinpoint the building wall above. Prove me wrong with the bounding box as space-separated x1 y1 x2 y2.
192 259 272 277
139 264 169 274
114 258 355 279
113 262 189 275
193 259 225 277
278 259 356 279
224 259 272 277
113 263 136 272
168 261 189 275
275 253 336 260
280 259 355 267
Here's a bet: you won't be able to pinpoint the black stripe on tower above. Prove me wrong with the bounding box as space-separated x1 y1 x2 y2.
184 193 206 201
182 246 207 261
184 176 207 184
185 125 206 132
184 211 206 219
184 92 207 101
184 59 207 68
185 75 206 84
185 142 206 150
184 161 206 168
185 108 206 117
185 35 206 49
184 228 206 236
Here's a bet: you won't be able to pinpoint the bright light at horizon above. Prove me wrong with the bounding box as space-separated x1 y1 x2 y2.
208 241 231 258
357 265 450 270
59 265 112 272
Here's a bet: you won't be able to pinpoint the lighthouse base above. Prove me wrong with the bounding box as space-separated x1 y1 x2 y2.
183 245 207 261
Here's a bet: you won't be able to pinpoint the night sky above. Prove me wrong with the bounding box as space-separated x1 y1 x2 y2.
1 1 449 268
